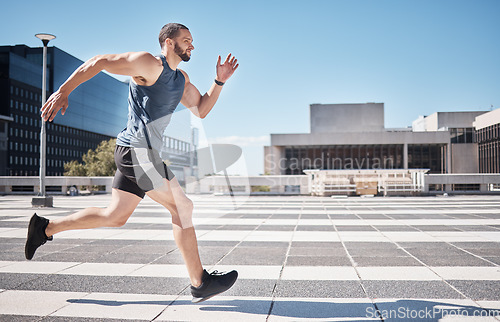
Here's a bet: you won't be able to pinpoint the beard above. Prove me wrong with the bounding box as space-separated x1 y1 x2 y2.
174 42 191 62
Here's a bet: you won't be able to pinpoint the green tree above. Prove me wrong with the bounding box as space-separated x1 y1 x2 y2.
64 139 117 176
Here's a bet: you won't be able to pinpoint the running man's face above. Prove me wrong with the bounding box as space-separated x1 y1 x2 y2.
173 29 194 62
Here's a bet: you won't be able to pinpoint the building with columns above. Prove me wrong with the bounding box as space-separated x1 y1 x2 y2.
265 103 491 176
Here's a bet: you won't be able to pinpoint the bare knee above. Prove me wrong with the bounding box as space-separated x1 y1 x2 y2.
103 208 132 227
170 197 194 228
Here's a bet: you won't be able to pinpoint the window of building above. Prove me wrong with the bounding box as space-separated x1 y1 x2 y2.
450 128 474 144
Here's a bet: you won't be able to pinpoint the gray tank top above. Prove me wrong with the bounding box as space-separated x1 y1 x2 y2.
116 55 185 151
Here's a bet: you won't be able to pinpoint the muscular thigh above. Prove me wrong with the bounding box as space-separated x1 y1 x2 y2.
146 178 193 227
107 188 142 222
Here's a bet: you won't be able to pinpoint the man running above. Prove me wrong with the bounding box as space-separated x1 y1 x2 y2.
25 23 239 303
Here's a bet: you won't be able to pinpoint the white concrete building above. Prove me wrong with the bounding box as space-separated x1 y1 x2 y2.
264 103 500 195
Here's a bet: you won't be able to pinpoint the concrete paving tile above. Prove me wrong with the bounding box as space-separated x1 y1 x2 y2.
128 264 188 278
0 290 87 316
362 281 463 299
0 272 42 289
398 241 458 249
36 252 104 263
465 248 500 257
197 240 240 247
291 241 344 248
448 281 500 301
218 247 287 265
0 261 16 268
198 230 250 241
432 267 500 280
1 315 53 322
295 225 335 231
239 241 289 247
156 296 272 322
347 248 408 257
56 229 125 240
245 231 294 242
19 273 188 295
0 261 79 274
268 297 378 321
281 266 358 280
344 242 400 250
451 242 500 249
416 255 494 266
288 247 347 256
261 219 297 226
59 263 144 276
456 225 500 232
413 225 460 231
257 225 296 231
293 231 340 242
0 250 26 261
118 244 175 254
484 257 500 265
52 292 175 320
198 247 233 265
338 232 392 242
335 225 377 231
275 280 366 298
286 256 352 266
300 214 330 219
84 239 140 246
383 232 439 242
352 256 423 266
297 219 332 226
375 225 420 231
92 252 163 264
357 266 441 280
358 214 390 219
405 247 469 257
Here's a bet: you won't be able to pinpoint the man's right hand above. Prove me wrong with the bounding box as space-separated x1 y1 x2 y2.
40 90 69 122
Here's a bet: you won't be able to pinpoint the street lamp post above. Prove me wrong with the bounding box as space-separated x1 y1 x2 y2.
32 33 55 208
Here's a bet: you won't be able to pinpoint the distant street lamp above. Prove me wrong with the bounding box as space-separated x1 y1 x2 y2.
32 33 55 207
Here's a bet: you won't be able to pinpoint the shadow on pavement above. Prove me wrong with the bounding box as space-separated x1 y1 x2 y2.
67 298 500 321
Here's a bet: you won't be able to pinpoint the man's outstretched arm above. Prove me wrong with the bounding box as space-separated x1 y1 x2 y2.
181 53 239 119
41 52 162 122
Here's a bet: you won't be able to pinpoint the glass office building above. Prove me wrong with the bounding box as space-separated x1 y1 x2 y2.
0 45 128 176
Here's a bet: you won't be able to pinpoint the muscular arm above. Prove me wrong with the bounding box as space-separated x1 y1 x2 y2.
180 72 223 119
180 54 239 119
41 52 162 121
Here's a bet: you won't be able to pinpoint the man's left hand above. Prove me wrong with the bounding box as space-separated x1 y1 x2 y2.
216 53 239 83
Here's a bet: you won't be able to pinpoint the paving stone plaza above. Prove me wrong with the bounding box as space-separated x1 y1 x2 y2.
0 194 499 321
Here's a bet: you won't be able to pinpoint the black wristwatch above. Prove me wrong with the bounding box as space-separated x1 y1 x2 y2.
214 79 225 86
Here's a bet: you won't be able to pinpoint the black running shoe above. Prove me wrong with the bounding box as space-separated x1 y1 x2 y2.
25 213 52 260
191 269 238 303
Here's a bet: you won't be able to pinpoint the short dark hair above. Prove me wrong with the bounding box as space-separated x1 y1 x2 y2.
159 23 189 48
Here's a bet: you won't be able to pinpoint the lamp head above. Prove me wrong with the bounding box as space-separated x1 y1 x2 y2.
35 33 56 46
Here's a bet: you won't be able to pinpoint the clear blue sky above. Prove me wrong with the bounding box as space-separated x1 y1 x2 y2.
3 0 500 175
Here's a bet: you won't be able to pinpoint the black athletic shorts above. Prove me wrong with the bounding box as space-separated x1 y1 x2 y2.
112 145 175 198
